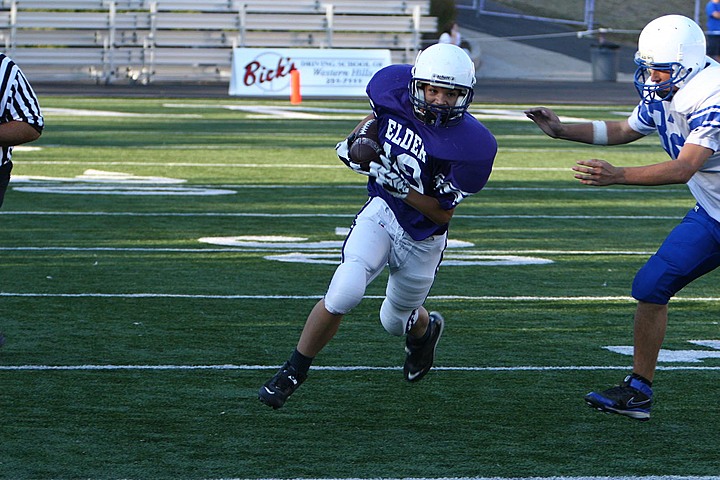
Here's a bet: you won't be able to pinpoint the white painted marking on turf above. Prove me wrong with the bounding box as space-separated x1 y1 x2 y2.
215 184 683 195
0 292 330 299
199 236 342 250
17 161 344 169
11 169 235 195
2 292 720 302
163 103 366 119
199 236 475 250
264 252 554 266
161 103 594 124
224 235 308 242
209 476 720 480
11 161 674 173
606 340 720 363
0 211 355 217
442 254 553 266
12 169 186 184
12 145 41 152
14 186 236 195
0 211 684 221
0 247 657 255
43 107 202 118
0 246 340 253
3 160 688 179
2 364 719 373
456 214 679 220
3 179 692 194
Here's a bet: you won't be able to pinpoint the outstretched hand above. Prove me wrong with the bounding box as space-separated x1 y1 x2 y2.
572 159 622 186
524 107 564 138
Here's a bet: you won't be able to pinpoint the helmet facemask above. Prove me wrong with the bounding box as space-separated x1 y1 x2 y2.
633 56 690 103
410 81 473 127
408 43 476 127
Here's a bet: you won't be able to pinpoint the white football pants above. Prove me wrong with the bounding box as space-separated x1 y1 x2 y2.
323 196 447 336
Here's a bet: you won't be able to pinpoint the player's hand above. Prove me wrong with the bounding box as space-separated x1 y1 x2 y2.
524 107 564 138
572 159 622 186
369 155 410 198
335 137 370 176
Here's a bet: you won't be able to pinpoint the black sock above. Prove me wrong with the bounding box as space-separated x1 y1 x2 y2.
631 372 653 387
289 348 314 376
408 321 432 345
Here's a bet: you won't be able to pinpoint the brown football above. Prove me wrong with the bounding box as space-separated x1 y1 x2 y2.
349 118 382 170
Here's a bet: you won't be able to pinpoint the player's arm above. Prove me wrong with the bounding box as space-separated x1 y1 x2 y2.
369 156 454 225
572 143 713 186
524 107 644 145
0 120 41 147
404 190 454 225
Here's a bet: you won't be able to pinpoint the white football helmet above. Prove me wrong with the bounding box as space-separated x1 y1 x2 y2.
633 14 707 103
409 43 475 126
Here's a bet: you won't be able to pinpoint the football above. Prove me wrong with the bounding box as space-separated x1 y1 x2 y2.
349 118 382 170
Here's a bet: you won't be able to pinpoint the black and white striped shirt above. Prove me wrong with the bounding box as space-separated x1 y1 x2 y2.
1 53 44 165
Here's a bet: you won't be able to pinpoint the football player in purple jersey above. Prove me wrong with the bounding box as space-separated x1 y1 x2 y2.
259 43 497 409
525 15 720 421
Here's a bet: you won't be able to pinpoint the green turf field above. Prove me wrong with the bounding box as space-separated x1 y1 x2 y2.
1 96 719 479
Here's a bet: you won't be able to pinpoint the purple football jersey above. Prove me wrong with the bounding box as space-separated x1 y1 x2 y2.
365 64 496 240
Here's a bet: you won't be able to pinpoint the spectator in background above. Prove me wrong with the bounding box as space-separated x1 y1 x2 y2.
438 21 475 64
438 21 462 47
706 0 720 61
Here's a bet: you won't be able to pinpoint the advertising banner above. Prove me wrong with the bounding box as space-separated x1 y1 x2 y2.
229 48 392 97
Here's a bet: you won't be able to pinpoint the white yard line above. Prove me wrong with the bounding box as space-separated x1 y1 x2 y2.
1 364 719 372
0 211 685 220
217 477 720 480
1 292 719 302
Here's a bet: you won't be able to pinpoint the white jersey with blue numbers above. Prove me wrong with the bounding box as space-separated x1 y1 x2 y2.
628 62 720 221
365 64 497 241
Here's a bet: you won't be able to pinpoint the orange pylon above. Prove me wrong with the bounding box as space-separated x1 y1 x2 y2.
290 69 302 105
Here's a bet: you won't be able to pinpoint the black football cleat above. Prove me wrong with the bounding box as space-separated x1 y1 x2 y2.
258 361 307 409
585 375 653 421
404 311 444 382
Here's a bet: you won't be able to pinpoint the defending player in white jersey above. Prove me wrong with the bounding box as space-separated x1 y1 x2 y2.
525 15 720 421
259 43 497 409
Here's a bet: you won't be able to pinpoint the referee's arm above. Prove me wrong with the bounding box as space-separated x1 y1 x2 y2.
0 120 41 146
0 54 45 148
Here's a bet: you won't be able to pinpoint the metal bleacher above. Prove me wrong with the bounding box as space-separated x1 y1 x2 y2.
0 0 435 84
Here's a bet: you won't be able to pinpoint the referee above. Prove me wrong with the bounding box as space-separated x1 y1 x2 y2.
0 52 44 208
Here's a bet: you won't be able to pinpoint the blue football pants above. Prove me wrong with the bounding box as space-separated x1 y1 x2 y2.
632 204 720 304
